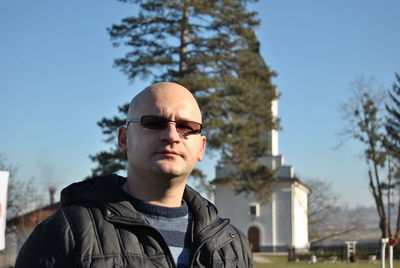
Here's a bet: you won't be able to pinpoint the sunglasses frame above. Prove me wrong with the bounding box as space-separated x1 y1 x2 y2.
127 115 202 136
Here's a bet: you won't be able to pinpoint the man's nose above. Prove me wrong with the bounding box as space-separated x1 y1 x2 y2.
161 122 181 143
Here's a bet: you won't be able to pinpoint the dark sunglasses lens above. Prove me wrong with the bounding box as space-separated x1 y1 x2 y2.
140 116 202 135
141 116 167 130
176 121 201 134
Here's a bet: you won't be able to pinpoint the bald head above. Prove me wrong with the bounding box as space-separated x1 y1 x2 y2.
126 82 202 124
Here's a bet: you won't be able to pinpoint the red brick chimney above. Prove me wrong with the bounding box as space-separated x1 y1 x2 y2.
49 186 56 205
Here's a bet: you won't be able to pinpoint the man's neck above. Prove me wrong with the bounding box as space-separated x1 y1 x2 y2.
122 174 187 208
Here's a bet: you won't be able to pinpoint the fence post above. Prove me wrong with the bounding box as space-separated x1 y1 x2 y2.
345 241 357 262
340 245 344 261
381 238 389 268
287 245 296 262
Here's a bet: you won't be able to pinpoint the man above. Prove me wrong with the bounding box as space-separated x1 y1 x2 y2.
15 82 252 268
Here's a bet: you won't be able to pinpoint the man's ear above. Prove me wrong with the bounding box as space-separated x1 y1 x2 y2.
197 136 206 161
118 127 128 152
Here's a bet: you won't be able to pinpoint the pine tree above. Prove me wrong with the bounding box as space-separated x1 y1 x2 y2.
90 0 278 199
385 73 400 239
386 73 400 159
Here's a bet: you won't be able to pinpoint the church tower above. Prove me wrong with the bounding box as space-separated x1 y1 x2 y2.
213 90 310 252
258 88 295 178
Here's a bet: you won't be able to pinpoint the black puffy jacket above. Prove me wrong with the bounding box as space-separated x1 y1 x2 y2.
15 175 252 268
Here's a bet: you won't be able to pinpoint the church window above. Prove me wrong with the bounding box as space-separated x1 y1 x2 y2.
249 203 260 217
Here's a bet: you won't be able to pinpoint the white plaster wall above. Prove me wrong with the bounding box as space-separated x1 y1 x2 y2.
214 184 273 248
214 185 252 232
277 165 294 178
214 180 309 251
270 99 279 156
292 184 309 249
258 192 273 247
274 184 292 247
215 182 294 249
260 155 284 170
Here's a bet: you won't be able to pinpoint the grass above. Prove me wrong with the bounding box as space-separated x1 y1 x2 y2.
254 255 382 268
255 264 380 268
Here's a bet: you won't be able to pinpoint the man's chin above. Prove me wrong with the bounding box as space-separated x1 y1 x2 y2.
158 169 184 179
148 155 195 177
152 162 188 180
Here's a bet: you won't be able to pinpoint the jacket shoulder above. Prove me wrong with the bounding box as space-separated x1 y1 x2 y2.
15 208 76 268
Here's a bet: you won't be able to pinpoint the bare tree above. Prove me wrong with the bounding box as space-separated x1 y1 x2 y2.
306 179 362 245
0 153 43 238
340 76 396 239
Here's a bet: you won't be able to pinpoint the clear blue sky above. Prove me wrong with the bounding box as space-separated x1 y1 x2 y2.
0 0 399 207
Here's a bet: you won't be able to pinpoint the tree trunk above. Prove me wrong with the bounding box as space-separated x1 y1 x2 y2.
388 157 392 237
369 169 389 238
380 217 389 238
179 2 189 76
395 200 400 238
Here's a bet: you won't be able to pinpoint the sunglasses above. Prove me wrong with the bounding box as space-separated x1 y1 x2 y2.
127 115 202 136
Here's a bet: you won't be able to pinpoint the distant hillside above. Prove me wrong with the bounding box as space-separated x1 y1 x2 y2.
316 205 398 245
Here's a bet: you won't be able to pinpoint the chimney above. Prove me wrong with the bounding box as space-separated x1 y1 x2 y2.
49 186 56 205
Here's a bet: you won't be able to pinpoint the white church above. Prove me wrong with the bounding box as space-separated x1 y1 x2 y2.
213 92 309 252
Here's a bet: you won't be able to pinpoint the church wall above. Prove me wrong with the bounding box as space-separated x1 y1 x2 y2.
213 87 310 252
274 184 292 248
214 184 273 249
292 184 309 250
214 185 252 232
214 182 305 252
256 192 273 250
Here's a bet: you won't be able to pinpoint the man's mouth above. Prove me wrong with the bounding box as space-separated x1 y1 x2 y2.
157 150 180 156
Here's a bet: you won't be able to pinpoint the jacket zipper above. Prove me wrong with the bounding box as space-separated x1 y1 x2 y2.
106 209 234 268
136 223 177 268
189 218 231 267
107 214 177 268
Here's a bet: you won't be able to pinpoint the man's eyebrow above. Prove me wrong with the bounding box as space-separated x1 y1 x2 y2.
153 113 196 121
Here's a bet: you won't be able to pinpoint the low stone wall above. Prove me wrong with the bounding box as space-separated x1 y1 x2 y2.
0 253 16 268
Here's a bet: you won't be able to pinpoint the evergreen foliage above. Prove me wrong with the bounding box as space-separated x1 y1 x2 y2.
90 0 278 200
89 104 129 177
384 73 400 237
385 73 400 160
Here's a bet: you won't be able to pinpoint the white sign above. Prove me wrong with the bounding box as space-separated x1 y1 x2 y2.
0 171 10 251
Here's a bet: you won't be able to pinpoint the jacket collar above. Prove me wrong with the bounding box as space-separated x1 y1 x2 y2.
60 174 220 230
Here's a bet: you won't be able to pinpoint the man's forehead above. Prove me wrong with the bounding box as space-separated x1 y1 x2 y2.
127 82 202 121
145 103 198 120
